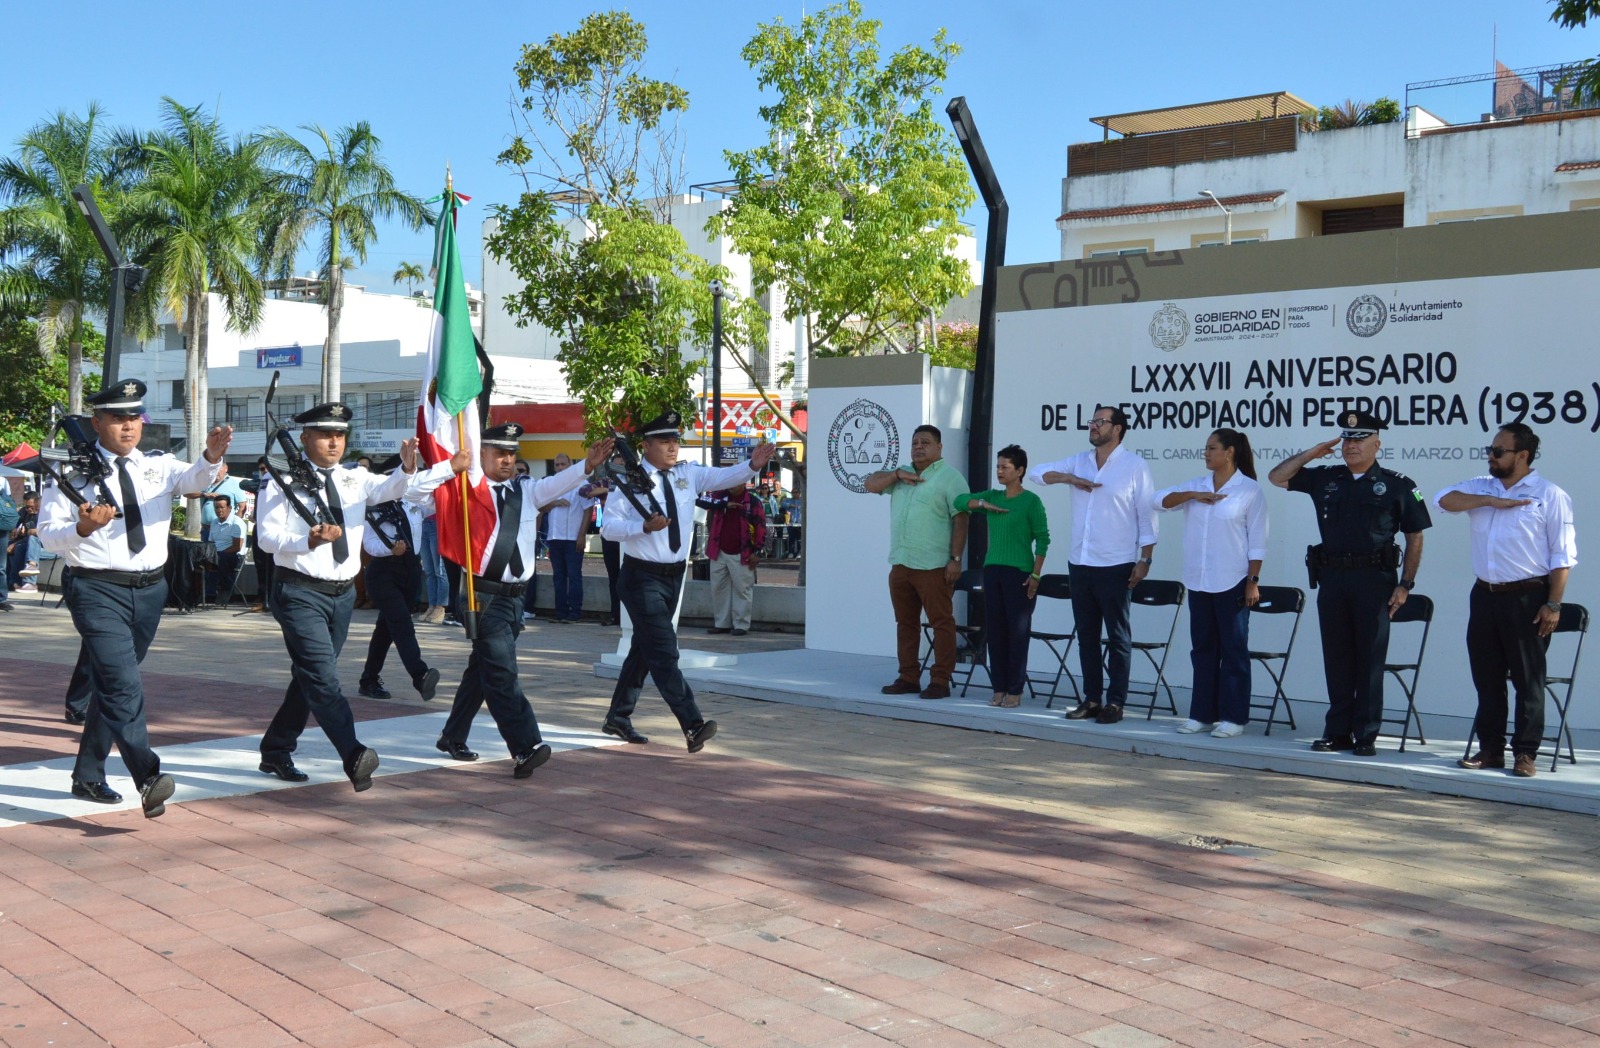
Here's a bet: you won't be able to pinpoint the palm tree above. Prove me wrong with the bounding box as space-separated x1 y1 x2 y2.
120 98 269 534
393 260 425 296
0 106 123 413
258 123 429 401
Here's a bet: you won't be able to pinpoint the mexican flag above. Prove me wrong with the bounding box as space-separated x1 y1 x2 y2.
417 188 493 574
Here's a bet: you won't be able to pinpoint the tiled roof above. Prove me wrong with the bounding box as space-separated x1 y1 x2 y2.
1555 160 1600 172
1058 190 1285 224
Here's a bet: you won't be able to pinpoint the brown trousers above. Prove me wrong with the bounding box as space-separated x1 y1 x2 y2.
889 564 955 685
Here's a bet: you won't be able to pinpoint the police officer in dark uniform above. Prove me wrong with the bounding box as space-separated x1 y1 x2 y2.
1269 410 1431 755
37 379 234 815
598 410 776 750
414 423 614 772
357 462 439 702
256 403 421 790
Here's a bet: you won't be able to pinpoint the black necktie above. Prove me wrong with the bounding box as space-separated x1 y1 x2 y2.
659 469 681 553
319 468 349 564
115 456 145 554
485 483 525 580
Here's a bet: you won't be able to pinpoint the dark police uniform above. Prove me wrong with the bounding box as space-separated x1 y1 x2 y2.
1286 411 1431 752
256 402 416 790
599 410 761 750
357 484 438 702
418 422 595 775
37 380 225 816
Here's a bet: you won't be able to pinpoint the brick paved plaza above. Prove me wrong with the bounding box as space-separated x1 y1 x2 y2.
1 603 1597 1047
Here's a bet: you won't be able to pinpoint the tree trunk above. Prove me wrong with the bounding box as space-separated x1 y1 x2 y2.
67 339 84 414
324 260 343 403
184 295 206 538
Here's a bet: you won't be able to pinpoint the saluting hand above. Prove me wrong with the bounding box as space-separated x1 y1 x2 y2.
399 438 420 473
1189 492 1227 505
1486 496 1532 510
583 437 616 471
203 424 234 463
894 468 923 485
750 441 778 471
1311 438 1342 458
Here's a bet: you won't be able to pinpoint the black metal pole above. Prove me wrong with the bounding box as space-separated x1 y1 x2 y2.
710 281 724 466
71 184 132 387
946 97 1007 571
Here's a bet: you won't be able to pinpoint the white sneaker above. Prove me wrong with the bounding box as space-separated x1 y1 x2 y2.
1211 721 1246 738
1177 719 1214 734
15 583 37 592
522 612 538 622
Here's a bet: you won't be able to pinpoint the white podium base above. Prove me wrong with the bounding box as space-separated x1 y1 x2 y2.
598 648 737 669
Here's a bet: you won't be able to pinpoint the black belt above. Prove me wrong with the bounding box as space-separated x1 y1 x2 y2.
1314 548 1395 570
626 558 686 577
72 567 165 588
277 567 355 596
472 575 526 598
1476 576 1549 593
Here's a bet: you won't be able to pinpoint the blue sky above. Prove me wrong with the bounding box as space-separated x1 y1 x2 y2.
2 0 1594 294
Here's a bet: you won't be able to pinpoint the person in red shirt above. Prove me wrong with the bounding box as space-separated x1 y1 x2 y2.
701 483 766 636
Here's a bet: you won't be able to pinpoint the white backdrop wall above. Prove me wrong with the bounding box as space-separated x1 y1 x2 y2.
995 267 1600 728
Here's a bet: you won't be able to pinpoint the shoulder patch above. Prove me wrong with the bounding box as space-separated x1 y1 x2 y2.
1414 489 1424 501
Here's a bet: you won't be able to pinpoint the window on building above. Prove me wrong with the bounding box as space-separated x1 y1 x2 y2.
1321 205 1404 236
1087 246 1149 258
168 380 185 411
364 390 413 428
1196 238 1263 248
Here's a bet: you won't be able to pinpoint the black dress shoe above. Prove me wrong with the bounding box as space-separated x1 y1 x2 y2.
71 780 122 804
64 708 86 725
259 758 309 783
706 626 731 634
731 628 748 637
357 679 391 699
880 679 921 695
1311 737 1355 752
414 667 440 701
139 773 175 819
1352 741 1378 756
1065 701 1103 720
1095 704 1125 724
602 721 649 744
686 720 718 753
345 747 380 792
436 735 478 761
513 743 552 779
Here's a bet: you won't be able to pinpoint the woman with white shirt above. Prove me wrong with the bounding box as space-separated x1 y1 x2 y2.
1155 428 1268 738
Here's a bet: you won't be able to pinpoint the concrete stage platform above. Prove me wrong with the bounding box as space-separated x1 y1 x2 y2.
598 647 1600 816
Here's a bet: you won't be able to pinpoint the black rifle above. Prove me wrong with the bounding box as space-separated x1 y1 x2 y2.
260 370 335 528
36 415 122 516
366 499 409 550
591 429 665 520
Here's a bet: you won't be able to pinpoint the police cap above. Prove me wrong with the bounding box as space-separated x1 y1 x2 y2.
481 422 524 449
637 409 682 439
88 379 147 415
1339 410 1384 440
294 402 353 431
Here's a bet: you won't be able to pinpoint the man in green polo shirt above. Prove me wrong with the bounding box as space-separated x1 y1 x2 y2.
864 425 970 699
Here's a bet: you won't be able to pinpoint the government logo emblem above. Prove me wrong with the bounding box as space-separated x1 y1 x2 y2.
1148 303 1189 352
1345 294 1387 338
827 399 899 494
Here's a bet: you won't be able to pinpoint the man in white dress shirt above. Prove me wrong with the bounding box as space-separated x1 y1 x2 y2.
256 402 421 792
1435 423 1577 778
420 423 614 773
542 452 595 623
39 380 233 816
1027 405 1157 725
599 409 777 749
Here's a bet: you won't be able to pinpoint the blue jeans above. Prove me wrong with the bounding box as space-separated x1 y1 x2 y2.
548 539 584 620
419 518 449 606
1068 562 1134 706
1188 581 1251 725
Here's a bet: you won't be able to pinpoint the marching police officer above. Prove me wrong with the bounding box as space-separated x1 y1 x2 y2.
599 410 776 750
38 380 233 816
418 423 614 772
256 403 420 791
357 463 440 703
1269 410 1431 755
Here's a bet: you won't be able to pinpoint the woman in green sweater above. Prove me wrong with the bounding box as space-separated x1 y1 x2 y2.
956 444 1050 708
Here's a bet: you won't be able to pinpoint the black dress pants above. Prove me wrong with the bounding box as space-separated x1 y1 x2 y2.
362 555 428 685
606 562 703 733
261 580 363 763
440 593 542 756
1466 582 1549 758
68 576 166 786
1316 567 1393 744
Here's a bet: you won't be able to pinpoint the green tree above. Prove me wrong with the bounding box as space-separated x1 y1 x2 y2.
1551 1 1600 102
258 122 429 402
393 259 425 295
0 106 127 414
1314 96 1401 130
929 320 976 371
0 317 102 448
710 0 975 370
489 11 720 435
121 99 269 534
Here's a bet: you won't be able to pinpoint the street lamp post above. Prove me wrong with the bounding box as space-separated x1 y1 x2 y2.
709 279 724 468
1199 189 1233 246
71 184 146 387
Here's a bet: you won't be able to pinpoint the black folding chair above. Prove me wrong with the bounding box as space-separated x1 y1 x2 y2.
920 568 990 696
1025 573 1079 708
1108 579 1186 719
1379 594 1433 752
1462 602 1589 772
1247 586 1305 735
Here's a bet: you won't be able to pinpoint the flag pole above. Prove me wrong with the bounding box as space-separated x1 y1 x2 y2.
446 164 479 640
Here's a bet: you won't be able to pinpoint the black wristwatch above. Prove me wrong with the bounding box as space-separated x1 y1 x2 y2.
1399 578 1416 591
1244 575 1259 583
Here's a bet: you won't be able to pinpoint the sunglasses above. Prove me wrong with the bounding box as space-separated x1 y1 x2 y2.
1485 446 1518 458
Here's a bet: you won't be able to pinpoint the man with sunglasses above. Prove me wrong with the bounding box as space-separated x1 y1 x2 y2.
1435 424 1576 778
1270 410 1431 755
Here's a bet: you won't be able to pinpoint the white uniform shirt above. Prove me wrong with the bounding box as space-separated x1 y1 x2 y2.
39 445 222 572
411 458 593 582
542 490 595 543
601 459 759 564
361 499 425 558
258 464 415 581
1026 445 1157 567
1433 471 1578 583
1154 472 1269 593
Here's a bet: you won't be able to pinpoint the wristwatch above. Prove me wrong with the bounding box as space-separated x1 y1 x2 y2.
1399 578 1416 591
1244 575 1259 583
1138 557 1153 566
1546 601 1562 612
